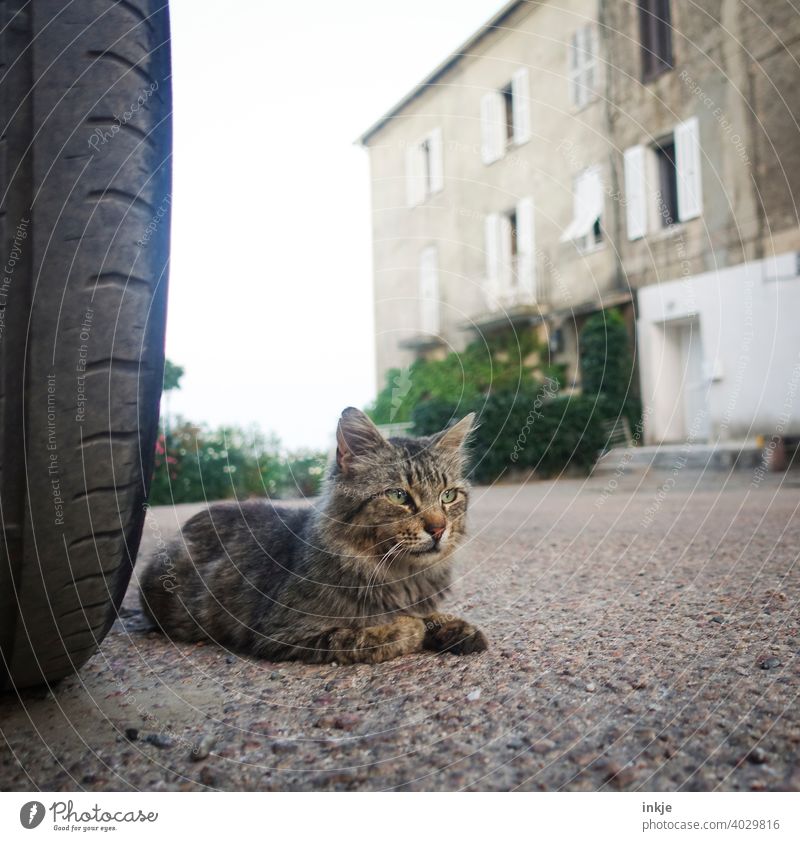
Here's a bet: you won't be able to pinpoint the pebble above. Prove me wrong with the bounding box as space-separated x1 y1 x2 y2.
198 767 218 787
271 740 298 754
532 739 556 754
189 734 216 762
124 728 139 741
467 689 481 701
144 734 174 749
747 747 768 765
760 657 782 670
332 714 360 731
585 682 596 693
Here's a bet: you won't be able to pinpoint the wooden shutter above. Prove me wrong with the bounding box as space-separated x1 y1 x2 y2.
675 116 702 221
623 144 648 239
405 142 425 207
515 197 536 300
584 25 598 99
427 128 444 193
481 91 505 164
484 213 501 304
568 29 581 107
511 68 531 145
419 246 440 335
499 214 513 297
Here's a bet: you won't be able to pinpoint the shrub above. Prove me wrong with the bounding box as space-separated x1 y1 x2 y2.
579 308 641 431
369 331 546 425
412 384 608 484
149 419 327 505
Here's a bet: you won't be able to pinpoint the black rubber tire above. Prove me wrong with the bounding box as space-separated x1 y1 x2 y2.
0 0 172 689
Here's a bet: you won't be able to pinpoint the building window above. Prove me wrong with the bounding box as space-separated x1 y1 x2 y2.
654 138 678 226
484 197 536 307
639 0 673 82
568 24 598 109
624 116 702 240
501 81 514 143
560 166 604 252
480 67 531 164
405 127 443 207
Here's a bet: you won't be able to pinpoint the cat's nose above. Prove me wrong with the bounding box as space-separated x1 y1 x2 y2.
425 522 446 543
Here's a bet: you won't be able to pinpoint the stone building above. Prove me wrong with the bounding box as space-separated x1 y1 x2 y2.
358 0 800 444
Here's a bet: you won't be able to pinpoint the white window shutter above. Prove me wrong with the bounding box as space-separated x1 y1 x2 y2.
675 116 702 221
568 30 580 107
623 144 648 240
499 213 513 297
584 24 598 99
405 142 425 207
484 213 501 305
419 246 440 335
427 128 444 193
511 68 531 145
515 197 536 300
481 91 505 164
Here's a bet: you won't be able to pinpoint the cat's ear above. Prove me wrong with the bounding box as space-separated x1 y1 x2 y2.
435 412 476 452
336 407 387 474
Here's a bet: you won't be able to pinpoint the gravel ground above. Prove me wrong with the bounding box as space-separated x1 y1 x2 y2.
1 467 798 792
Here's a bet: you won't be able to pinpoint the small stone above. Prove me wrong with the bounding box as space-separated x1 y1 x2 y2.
710 615 724 624
189 734 216 762
271 739 298 754
198 766 218 787
332 714 360 731
760 657 782 670
124 728 139 741
144 733 174 749
467 689 481 701
532 739 556 753
612 768 637 788
585 682 596 693
225 655 235 665
747 747 768 765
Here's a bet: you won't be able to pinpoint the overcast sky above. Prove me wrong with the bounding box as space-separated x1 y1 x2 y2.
165 0 502 450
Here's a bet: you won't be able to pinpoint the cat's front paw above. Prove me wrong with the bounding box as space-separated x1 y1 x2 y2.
424 617 488 655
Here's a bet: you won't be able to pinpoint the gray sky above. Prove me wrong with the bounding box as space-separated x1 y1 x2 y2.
166 0 502 450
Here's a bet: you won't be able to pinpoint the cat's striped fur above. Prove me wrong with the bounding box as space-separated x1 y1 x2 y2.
139 408 487 663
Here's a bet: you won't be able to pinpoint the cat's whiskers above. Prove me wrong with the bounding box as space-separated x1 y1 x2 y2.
361 539 406 612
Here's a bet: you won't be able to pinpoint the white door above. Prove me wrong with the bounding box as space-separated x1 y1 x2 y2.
680 321 710 441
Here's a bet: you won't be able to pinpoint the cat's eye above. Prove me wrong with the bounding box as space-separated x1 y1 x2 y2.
441 488 458 504
385 488 410 506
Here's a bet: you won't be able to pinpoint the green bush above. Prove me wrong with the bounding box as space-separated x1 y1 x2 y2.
413 384 609 484
369 332 550 425
149 419 327 506
579 308 641 430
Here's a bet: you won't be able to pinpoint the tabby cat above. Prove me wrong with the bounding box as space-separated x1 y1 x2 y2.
139 407 487 664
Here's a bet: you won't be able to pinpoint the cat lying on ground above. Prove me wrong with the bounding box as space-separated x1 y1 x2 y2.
140 407 487 664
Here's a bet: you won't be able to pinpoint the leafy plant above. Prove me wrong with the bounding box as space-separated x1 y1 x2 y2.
368 331 555 425
578 308 641 431
149 418 327 506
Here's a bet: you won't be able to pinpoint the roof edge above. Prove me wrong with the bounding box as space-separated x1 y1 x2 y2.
356 0 525 147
